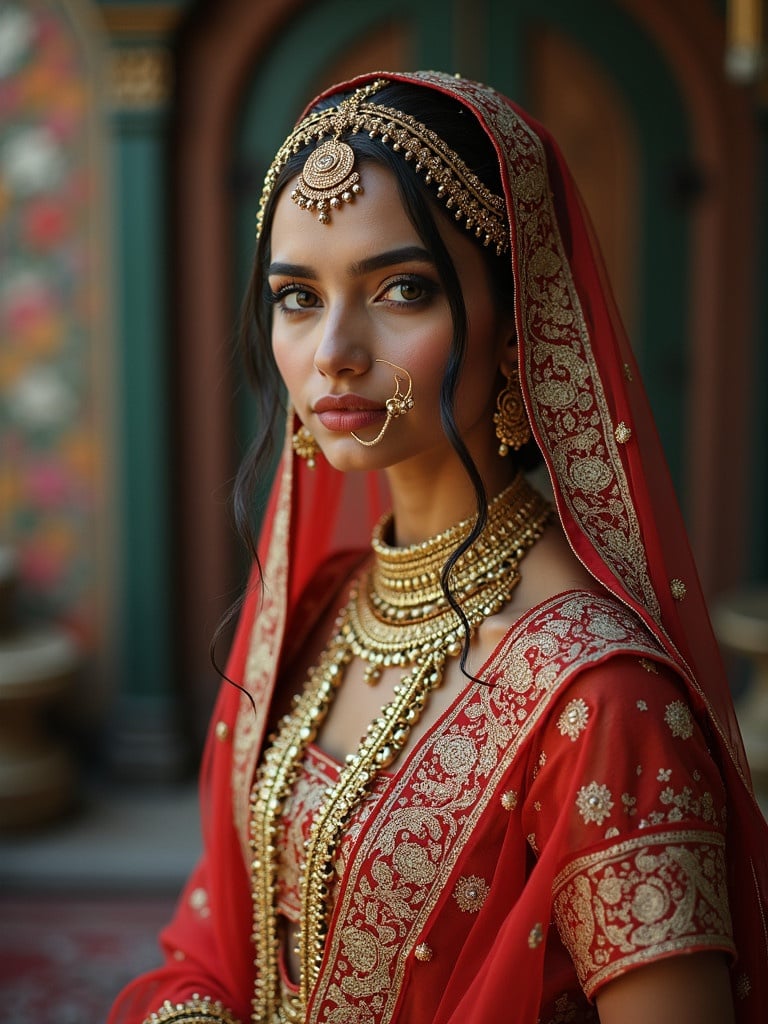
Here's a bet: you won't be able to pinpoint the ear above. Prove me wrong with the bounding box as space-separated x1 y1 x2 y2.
498 333 519 379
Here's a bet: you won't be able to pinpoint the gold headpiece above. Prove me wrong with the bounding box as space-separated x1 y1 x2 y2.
257 78 509 255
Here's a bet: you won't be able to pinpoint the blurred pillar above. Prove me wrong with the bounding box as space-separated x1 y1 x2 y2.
101 3 188 780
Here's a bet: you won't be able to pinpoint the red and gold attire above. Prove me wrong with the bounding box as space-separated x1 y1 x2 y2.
109 71 767 1024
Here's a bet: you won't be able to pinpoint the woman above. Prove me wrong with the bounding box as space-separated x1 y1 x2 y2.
110 71 767 1024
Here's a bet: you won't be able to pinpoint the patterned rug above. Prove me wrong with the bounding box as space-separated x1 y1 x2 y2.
0 895 176 1023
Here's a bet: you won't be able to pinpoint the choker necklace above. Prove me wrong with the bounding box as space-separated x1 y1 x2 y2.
348 472 551 684
250 473 551 1023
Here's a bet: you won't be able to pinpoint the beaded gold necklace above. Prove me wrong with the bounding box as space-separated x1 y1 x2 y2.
250 473 551 1023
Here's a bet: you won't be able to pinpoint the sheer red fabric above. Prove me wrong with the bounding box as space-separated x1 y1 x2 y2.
109 72 767 1024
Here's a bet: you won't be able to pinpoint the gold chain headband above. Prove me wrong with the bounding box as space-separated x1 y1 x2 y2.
257 79 509 255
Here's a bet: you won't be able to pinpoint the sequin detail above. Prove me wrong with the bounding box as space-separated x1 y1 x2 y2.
575 782 614 826
557 698 589 741
453 874 490 913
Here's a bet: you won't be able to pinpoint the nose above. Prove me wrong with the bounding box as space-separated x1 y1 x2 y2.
313 304 372 379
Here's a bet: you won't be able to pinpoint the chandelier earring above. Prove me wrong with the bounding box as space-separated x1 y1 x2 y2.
292 424 320 469
493 368 531 455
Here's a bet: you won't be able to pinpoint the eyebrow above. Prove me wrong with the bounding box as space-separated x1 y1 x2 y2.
267 245 435 280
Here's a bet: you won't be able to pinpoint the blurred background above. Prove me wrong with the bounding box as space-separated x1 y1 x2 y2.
0 0 767 1019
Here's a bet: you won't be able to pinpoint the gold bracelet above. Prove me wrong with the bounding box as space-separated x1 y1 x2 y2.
142 994 241 1024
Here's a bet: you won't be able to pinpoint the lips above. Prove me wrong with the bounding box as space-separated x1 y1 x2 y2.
313 394 386 433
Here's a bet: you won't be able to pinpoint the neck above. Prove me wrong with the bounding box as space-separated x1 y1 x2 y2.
384 447 518 548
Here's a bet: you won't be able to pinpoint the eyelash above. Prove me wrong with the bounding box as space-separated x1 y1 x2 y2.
266 274 438 315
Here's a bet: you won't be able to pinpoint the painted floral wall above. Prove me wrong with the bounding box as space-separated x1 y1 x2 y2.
0 0 110 649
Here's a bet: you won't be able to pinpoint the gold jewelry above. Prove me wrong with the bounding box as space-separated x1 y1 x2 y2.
258 79 509 254
249 474 551 1022
494 368 531 454
292 424 319 468
351 358 414 447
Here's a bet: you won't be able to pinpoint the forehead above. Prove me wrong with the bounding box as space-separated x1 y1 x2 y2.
269 162 419 263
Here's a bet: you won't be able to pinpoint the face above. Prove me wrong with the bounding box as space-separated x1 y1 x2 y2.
268 161 514 476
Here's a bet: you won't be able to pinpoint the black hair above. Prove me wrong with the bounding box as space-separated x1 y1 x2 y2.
213 79 540 684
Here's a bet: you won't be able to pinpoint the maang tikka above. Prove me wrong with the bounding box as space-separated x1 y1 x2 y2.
258 79 509 254
494 367 531 454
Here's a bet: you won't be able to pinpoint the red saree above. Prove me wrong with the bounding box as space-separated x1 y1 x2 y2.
109 71 767 1024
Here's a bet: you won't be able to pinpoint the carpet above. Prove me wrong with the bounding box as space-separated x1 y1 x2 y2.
0 895 177 1023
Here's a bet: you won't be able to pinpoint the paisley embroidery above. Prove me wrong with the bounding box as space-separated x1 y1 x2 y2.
413 72 660 621
552 831 734 997
306 593 668 1024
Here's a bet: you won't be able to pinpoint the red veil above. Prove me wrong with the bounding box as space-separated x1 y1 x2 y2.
109 71 767 1024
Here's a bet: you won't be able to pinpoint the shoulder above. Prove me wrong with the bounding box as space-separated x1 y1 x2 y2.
489 588 670 687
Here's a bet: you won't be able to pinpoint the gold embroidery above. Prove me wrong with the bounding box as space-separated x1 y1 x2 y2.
670 578 687 601
528 922 544 948
735 973 751 999
299 593 666 1024
233 414 295 853
575 782 614 826
557 698 589 741
143 994 241 1024
636 700 648 711
453 874 490 913
623 363 634 382
657 769 672 782
414 941 433 962
189 887 210 918
215 721 229 741
552 831 734 997
614 422 632 444
664 700 694 739
638 658 658 674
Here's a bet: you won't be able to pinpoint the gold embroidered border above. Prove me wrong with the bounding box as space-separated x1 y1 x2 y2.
552 830 734 998
142 994 241 1024
414 72 658 620
307 592 668 1024
232 411 294 856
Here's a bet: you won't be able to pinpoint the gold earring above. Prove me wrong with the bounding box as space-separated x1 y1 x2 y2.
292 425 319 468
493 368 531 455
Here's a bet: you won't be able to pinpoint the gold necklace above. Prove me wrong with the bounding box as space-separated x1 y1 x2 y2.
250 474 551 1023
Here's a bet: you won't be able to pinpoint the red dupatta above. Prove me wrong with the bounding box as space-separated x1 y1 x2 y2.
109 71 767 1024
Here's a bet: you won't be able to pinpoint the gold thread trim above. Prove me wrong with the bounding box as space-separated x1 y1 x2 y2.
142 994 241 1024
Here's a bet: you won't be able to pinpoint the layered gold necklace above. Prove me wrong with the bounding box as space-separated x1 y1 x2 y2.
250 473 551 1023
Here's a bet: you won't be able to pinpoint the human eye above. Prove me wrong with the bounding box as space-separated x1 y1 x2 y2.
377 275 438 307
267 282 321 313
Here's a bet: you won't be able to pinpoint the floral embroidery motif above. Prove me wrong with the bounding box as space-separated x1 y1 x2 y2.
670 578 687 601
414 942 433 962
453 874 490 913
664 700 694 739
299 593 666 1024
621 793 637 816
541 991 585 1023
735 973 751 1000
638 658 658 674
189 887 210 919
557 698 589 741
528 922 544 948
614 422 632 444
552 831 734 997
657 769 671 782
575 782 614 826
636 700 648 711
